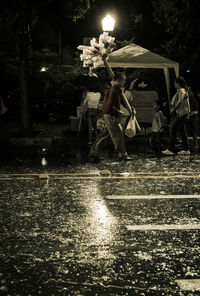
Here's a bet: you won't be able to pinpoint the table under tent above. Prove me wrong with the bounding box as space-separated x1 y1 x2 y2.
107 43 179 124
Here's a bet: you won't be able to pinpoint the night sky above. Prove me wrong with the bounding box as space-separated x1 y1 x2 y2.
31 0 167 56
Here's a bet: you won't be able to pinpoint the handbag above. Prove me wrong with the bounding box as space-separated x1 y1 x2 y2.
0 99 8 115
125 115 136 138
176 94 190 117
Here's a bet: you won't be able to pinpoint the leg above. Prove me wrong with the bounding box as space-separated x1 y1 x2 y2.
89 126 110 158
120 115 129 132
103 114 126 154
103 114 132 159
179 115 189 150
91 114 98 139
86 111 93 143
169 117 179 151
190 115 199 150
153 132 162 152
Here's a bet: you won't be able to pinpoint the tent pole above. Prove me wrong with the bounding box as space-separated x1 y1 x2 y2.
163 68 171 122
164 68 170 103
174 65 179 77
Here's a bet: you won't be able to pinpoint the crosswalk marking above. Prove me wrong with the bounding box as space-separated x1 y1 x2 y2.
1 173 200 180
175 279 200 291
126 224 200 231
106 195 200 200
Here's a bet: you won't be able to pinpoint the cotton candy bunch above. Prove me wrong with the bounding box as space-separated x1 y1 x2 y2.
77 32 115 69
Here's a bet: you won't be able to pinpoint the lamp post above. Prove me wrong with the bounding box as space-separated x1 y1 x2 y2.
101 14 115 32
101 15 116 81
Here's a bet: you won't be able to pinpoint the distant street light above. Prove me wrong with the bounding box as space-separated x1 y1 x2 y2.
40 67 48 72
101 14 115 32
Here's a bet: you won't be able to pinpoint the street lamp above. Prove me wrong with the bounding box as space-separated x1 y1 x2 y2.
101 14 115 32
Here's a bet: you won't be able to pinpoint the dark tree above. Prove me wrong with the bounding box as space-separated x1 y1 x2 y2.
0 0 93 133
151 0 200 84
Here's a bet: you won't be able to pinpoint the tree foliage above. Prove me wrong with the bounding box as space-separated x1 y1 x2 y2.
151 0 200 76
0 0 94 130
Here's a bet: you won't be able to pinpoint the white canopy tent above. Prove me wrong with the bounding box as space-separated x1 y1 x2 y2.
107 43 179 102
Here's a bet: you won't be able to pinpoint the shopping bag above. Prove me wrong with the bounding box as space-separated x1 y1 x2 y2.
125 115 136 138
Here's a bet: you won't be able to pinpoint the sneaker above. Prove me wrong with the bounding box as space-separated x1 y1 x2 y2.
118 153 133 161
161 149 174 155
177 150 190 155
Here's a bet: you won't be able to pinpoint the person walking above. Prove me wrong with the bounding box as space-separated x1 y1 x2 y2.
162 77 190 155
83 85 101 145
151 100 168 153
88 72 133 161
188 87 199 152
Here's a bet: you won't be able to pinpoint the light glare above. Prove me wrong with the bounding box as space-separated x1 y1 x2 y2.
102 14 115 32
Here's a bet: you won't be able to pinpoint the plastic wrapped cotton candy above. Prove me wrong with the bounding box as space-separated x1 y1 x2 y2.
77 33 115 69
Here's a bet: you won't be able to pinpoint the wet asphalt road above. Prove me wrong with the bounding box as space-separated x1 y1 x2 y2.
1 146 200 296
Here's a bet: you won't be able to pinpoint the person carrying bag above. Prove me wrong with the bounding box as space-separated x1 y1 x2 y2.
162 77 190 155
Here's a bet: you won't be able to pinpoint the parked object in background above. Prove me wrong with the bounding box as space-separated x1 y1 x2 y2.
0 97 8 115
131 90 159 124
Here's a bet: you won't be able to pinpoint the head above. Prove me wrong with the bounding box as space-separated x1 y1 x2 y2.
174 77 187 90
115 72 126 88
188 87 194 97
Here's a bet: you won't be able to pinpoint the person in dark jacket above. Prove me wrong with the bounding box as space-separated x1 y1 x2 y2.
188 87 199 152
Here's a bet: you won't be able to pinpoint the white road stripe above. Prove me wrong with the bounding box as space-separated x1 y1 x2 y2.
175 279 200 291
106 195 200 200
126 224 200 231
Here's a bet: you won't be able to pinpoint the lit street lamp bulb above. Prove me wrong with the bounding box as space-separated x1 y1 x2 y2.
102 14 115 32
40 67 48 72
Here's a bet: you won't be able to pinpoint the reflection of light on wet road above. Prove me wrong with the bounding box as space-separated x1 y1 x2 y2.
93 199 108 222
80 181 117 243
79 180 117 262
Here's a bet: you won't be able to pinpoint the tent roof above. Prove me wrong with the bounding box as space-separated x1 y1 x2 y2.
107 43 178 70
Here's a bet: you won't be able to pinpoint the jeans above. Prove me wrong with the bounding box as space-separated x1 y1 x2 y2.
169 115 189 151
189 114 199 148
86 108 98 141
89 114 127 156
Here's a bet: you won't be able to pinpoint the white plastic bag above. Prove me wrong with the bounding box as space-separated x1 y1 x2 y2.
125 116 136 138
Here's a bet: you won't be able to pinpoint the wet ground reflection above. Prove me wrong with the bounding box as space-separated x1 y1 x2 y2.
1 153 200 295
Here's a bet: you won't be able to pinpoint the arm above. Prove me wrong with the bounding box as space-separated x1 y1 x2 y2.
171 89 186 113
103 57 133 115
82 91 88 105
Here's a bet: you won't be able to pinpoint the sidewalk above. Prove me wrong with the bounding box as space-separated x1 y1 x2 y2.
0 120 153 158
1 120 199 159
0 120 88 161
0 120 72 144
